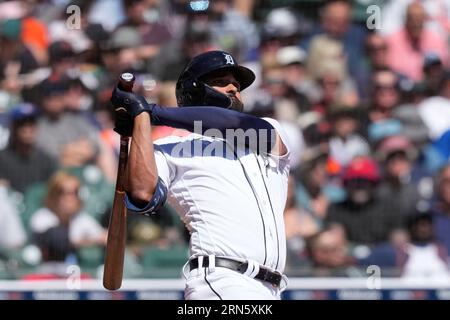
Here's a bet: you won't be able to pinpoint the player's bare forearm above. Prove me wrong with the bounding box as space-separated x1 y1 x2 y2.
126 112 158 205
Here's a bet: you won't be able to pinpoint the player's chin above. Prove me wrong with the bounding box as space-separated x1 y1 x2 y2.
228 96 244 112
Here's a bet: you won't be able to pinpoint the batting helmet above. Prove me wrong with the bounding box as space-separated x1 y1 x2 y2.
176 50 255 107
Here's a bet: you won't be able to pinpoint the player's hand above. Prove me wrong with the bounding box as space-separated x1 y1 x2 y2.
114 111 133 136
110 85 154 118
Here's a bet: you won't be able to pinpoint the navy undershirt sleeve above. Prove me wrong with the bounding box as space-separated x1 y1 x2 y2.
150 106 276 153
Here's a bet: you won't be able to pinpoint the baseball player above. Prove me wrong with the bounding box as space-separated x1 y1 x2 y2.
110 50 291 300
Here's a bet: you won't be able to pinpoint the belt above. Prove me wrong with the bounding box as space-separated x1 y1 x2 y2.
189 256 282 287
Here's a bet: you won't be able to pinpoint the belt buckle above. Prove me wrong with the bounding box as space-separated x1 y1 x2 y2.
272 270 282 288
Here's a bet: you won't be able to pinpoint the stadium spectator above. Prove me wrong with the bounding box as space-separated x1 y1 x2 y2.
365 33 390 73
0 18 39 111
294 145 342 233
0 181 27 251
376 135 429 219
418 71 450 140
326 157 404 245
305 225 357 277
328 105 370 167
359 209 450 279
368 70 401 123
118 0 172 64
307 35 359 113
34 78 101 168
261 7 303 55
206 0 259 61
385 1 448 81
0 103 57 194
29 171 107 251
381 0 450 37
22 225 92 280
430 165 450 254
284 174 316 270
422 52 445 97
302 0 367 96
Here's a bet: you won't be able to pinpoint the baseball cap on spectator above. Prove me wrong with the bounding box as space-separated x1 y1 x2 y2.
10 103 38 123
297 111 331 145
0 18 21 40
368 119 403 143
49 41 75 64
375 135 418 162
102 27 142 51
85 23 110 43
391 104 429 146
300 144 329 167
276 46 307 66
297 111 323 130
327 104 363 121
35 225 72 262
39 78 70 97
250 91 275 118
343 157 380 183
262 7 300 39
184 22 211 44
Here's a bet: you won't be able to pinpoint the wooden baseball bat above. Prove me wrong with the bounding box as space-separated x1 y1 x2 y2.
103 73 135 290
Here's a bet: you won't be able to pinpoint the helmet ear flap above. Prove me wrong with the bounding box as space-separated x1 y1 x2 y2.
177 77 205 107
176 73 232 108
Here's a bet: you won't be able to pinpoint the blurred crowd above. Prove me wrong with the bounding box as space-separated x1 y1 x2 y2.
2 0 450 280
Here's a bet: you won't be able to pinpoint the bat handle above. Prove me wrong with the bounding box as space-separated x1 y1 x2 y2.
114 73 134 191
119 72 135 92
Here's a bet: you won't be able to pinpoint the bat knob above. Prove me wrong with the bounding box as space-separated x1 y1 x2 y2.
119 73 135 92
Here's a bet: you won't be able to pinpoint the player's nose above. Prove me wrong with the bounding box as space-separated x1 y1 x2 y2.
224 83 238 94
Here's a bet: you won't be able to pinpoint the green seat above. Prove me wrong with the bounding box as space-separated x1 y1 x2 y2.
76 245 104 269
21 182 47 233
141 246 189 269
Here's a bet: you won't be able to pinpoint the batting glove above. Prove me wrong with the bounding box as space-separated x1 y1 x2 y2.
113 112 133 136
110 85 154 118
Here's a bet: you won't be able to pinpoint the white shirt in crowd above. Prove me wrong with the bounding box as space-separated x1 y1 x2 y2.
29 207 104 244
418 96 450 140
153 118 291 273
402 244 450 280
0 186 26 249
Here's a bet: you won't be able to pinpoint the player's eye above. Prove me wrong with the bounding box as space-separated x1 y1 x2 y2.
208 78 240 91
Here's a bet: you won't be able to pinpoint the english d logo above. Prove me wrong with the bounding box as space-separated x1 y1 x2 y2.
224 53 234 65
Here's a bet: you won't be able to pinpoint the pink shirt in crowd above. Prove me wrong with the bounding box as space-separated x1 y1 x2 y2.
385 28 449 81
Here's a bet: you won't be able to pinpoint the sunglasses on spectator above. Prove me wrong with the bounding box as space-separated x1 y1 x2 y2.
368 45 387 52
319 79 340 86
374 83 397 91
58 187 80 196
266 78 285 85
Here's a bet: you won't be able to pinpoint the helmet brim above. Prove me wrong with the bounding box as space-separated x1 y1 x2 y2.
231 65 256 91
200 65 256 91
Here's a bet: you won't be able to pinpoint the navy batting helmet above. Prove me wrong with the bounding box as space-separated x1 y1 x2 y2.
176 50 255 107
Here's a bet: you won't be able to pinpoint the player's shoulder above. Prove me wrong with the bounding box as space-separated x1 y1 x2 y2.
261 117 292 156
154 133 203 155
154 133 197 145
261 117 287 140
261 117 282 129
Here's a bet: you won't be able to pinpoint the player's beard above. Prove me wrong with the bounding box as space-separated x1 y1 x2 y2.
228 95 244 112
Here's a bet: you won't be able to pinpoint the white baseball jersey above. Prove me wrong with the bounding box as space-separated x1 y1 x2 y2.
154 118 291 273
